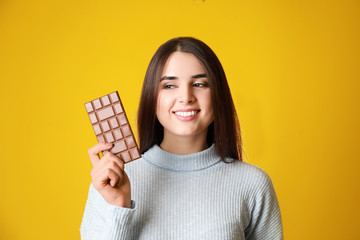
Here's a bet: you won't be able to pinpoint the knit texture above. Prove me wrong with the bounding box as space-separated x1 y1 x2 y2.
80 144 283 239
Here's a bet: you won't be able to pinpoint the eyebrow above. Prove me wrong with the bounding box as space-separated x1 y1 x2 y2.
160 73 207 81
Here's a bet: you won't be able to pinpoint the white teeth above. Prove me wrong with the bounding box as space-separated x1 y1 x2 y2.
175 111 198 117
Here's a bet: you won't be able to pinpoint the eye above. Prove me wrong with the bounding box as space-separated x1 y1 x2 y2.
163 84 176 89
193 82 209 87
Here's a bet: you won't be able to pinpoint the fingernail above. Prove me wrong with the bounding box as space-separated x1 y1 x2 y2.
105 142 113 147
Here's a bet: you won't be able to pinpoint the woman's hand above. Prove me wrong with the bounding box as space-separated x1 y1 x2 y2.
88 142 132 208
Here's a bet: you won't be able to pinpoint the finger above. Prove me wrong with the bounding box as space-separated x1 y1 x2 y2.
106 157 124 178
92 156 124 185
88 142 113 166
91 153 122 179
108 152 125 170
101 152 125 172
117 171 127 187
107 169 119 187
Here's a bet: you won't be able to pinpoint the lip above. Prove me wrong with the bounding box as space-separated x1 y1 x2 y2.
173 108 200 122
173 108 199 112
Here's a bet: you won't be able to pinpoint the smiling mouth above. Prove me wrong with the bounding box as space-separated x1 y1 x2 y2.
174 110 200 117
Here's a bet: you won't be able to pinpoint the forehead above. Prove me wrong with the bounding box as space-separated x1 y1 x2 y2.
161 52 205 76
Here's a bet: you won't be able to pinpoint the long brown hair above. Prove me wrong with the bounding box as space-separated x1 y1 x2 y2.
137 37 242 162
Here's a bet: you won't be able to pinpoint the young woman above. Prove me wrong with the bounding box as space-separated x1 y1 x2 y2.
81 37 283 239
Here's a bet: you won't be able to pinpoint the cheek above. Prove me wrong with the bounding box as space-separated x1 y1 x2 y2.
207 105 214 122
202 92 213 109
155 95 161 117
204 93 214 120
156 93 169 116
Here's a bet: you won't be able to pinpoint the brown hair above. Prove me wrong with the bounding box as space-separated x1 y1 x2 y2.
137 37 242 162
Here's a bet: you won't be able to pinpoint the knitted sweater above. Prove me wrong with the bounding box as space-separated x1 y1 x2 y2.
80 144 283 239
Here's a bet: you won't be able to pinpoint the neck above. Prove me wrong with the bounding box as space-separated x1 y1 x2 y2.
160 131 208 155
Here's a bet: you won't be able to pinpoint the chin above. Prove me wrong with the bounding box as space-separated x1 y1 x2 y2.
172 129 205 138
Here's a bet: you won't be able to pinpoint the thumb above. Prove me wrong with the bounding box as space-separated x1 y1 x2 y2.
88 142 113 166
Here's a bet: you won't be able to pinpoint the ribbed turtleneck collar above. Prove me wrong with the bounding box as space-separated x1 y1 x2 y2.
142 144 221 172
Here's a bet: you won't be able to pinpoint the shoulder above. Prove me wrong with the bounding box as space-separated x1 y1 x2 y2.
218 160 276 198
221 160 280 211
222 159 272 184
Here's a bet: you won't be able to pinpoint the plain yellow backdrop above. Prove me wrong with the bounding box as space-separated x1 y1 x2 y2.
1 0 359 239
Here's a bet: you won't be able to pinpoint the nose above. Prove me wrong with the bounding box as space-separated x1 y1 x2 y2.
178 85 195 104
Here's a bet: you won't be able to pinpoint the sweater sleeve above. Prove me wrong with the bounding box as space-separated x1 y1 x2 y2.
244 172 283 240
80 184 136 240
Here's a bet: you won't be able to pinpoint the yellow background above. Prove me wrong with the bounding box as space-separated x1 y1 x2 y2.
1 0 359 239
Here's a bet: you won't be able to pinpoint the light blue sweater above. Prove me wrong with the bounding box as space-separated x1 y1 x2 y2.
80 144 283 239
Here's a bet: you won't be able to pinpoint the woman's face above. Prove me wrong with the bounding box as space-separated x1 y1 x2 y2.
156 51 214 141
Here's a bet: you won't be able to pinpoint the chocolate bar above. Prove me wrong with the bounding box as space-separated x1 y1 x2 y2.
85 91 141 163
